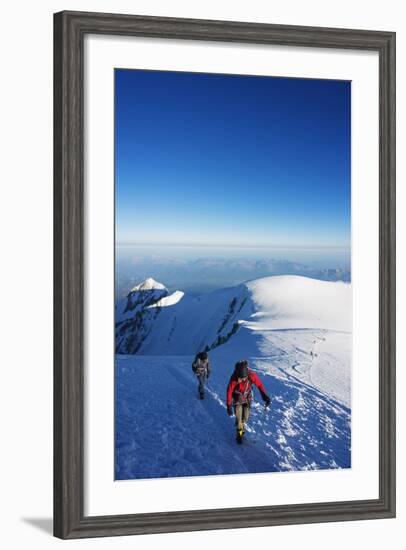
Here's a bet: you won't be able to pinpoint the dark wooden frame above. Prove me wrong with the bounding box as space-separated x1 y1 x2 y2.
54 10 396 539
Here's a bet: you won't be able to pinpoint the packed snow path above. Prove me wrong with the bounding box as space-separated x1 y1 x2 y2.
115 331 351 480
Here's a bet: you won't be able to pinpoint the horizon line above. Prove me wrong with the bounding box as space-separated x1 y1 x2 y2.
116 242 350 251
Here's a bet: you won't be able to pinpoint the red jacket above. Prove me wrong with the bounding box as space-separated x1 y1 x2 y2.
226 369 268 407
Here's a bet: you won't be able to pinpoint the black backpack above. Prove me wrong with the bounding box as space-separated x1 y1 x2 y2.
192 356 208 375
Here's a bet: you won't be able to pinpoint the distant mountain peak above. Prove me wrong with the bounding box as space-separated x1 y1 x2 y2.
130 277 167 293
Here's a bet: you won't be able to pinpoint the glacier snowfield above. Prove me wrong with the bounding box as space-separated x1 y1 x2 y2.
115 275 351 480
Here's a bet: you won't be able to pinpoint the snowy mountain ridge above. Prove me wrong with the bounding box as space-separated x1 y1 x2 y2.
115 274 350 357
115 275 352 479
130 277 167 292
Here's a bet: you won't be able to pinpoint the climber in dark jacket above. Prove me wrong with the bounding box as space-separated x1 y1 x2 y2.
226 359 270 443
192 351 211 399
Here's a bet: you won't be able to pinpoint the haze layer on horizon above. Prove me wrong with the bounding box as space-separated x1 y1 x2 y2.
115 244 351 298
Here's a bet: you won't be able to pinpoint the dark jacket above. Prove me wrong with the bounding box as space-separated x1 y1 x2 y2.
192 357 211 377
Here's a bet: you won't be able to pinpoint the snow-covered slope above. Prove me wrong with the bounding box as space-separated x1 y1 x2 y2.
115 275 350 358
115 277 249 354
115 350 351 480
244 275 350 332
115 275 352 479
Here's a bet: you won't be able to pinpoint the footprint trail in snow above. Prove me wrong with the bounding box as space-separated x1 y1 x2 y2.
115 343 350 480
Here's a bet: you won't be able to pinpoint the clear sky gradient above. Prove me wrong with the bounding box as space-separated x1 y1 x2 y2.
115 69 351 248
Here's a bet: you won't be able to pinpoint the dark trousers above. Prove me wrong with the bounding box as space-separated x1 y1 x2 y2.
197 373 206 396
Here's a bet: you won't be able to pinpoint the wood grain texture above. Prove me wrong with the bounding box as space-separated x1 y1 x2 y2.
53 10 396 539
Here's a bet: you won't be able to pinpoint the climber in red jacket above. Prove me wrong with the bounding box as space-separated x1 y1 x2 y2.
226 360 270 443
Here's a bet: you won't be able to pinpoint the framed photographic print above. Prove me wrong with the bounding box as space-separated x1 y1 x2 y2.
54 11 396 539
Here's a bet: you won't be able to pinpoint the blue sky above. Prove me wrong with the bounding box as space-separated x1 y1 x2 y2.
115 69 351 248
